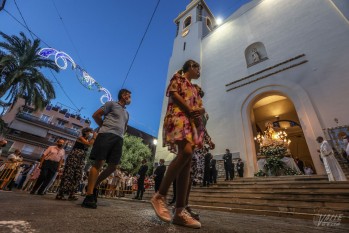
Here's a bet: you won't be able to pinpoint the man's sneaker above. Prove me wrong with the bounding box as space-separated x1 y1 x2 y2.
81 194 97 209
93 188 99 203
150 193 171 223
172 209 201 229
185 206 200 221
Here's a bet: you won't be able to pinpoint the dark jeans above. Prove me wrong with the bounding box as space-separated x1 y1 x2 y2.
210 169 217 183
136 178 145 198
203 167 210 186
225 166 233 180
154 178 163 192
31 160 59 194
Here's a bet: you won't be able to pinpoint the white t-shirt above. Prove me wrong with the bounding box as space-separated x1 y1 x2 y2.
7 153 22 162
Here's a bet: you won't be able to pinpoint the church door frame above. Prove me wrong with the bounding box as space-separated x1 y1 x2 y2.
240 83 325 176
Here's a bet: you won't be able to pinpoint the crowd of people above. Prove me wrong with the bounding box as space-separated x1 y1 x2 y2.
1 60 348 230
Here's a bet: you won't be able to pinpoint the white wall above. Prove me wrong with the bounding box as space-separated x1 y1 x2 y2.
156 0 349 176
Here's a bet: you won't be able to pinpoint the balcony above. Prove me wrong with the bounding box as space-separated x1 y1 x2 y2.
6 131 54 148
16 112 80 137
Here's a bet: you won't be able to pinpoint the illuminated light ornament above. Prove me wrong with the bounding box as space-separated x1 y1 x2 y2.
37 48 112 104
98 87 113 104
75 65 99 90
38 48 76 70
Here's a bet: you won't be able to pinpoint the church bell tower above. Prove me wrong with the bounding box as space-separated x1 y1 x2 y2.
155 0 216 163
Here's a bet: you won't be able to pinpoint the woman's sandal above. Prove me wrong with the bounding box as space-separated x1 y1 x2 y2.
68 195 79 201
55 195 67 200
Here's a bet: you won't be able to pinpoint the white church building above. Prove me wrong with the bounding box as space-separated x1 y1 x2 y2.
155 0 349 177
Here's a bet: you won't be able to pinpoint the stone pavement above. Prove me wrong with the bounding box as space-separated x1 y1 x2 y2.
0 190 348 233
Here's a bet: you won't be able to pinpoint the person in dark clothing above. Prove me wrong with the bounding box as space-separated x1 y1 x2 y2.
295 157 305 174
202 152 212 187
168 179 176 205
236 159 244 178
134 159 148 200
209 157 217 184
154 159 166 193
223 149 233 180
30 139 65 195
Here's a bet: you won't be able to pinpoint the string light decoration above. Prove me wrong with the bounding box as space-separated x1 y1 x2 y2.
38 48 76 70
38 48 112 104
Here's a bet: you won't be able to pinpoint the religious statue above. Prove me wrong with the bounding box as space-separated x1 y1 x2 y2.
251 48 260 63
264 121 275 140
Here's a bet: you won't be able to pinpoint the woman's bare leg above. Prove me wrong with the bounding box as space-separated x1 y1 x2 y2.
158 141 193 196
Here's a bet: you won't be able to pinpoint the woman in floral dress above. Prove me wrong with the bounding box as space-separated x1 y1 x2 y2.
56 127 96 200
151 60 206 229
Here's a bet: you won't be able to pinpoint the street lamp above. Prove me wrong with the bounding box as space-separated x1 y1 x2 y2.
153 139 158 146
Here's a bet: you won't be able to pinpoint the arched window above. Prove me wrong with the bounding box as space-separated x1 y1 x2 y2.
183 16 192 29
245 42 268 67
206 17 213 31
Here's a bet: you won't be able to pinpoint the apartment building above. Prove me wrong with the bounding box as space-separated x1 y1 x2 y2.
1 98 90 162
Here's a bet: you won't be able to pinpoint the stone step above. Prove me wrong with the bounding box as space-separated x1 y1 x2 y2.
190 188 349 194
217 175 329 182
203 181 349 188
189 198 349 212
189 194 349 206
188 200 349 216
188 192 349 200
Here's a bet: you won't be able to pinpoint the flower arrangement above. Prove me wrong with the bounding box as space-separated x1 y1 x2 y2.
260 145 287 157
254 170 266 177
283 167 302 176
264 156 285 176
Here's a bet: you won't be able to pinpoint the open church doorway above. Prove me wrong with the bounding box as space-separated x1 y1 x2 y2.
251 94 315 174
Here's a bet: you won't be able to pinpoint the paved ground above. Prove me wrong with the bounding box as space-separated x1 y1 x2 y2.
0 190 348 233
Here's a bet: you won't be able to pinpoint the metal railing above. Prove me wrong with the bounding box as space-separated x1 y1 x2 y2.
16 112 80 137
0 161 22 189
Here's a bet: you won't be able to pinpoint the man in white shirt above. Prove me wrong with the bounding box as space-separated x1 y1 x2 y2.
30 139 65 195
7 149 22 163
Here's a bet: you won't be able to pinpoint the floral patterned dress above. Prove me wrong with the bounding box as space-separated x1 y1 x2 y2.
163 73 204 154
58 141 87 195
191 128 214 184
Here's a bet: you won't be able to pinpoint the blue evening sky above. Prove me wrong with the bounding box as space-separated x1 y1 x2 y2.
0 0 250 137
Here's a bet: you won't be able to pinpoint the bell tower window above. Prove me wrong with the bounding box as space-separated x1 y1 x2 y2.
183 16 192 29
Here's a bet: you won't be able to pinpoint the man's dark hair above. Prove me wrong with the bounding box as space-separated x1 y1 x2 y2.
118 89 131 100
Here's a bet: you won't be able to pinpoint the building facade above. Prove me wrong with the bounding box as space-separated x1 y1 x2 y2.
1 98 90 162
155 0 349 177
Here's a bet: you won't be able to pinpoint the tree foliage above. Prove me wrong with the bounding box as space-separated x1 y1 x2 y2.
120 134 152 175
0 31 59 111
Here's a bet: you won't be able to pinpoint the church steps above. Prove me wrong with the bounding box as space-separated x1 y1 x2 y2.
189 195 349 207
217 175 329 182
188 199 349 212
188 192 349 199
191 187 349 196
200 182 349 189
188 200 349 221
122 176 349 221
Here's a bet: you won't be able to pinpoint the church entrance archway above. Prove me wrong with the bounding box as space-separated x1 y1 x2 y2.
251 94 315 173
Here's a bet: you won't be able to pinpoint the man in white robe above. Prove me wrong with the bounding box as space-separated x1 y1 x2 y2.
316 136 347 181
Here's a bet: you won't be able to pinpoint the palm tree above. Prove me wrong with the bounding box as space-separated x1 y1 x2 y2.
0 31 59 110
